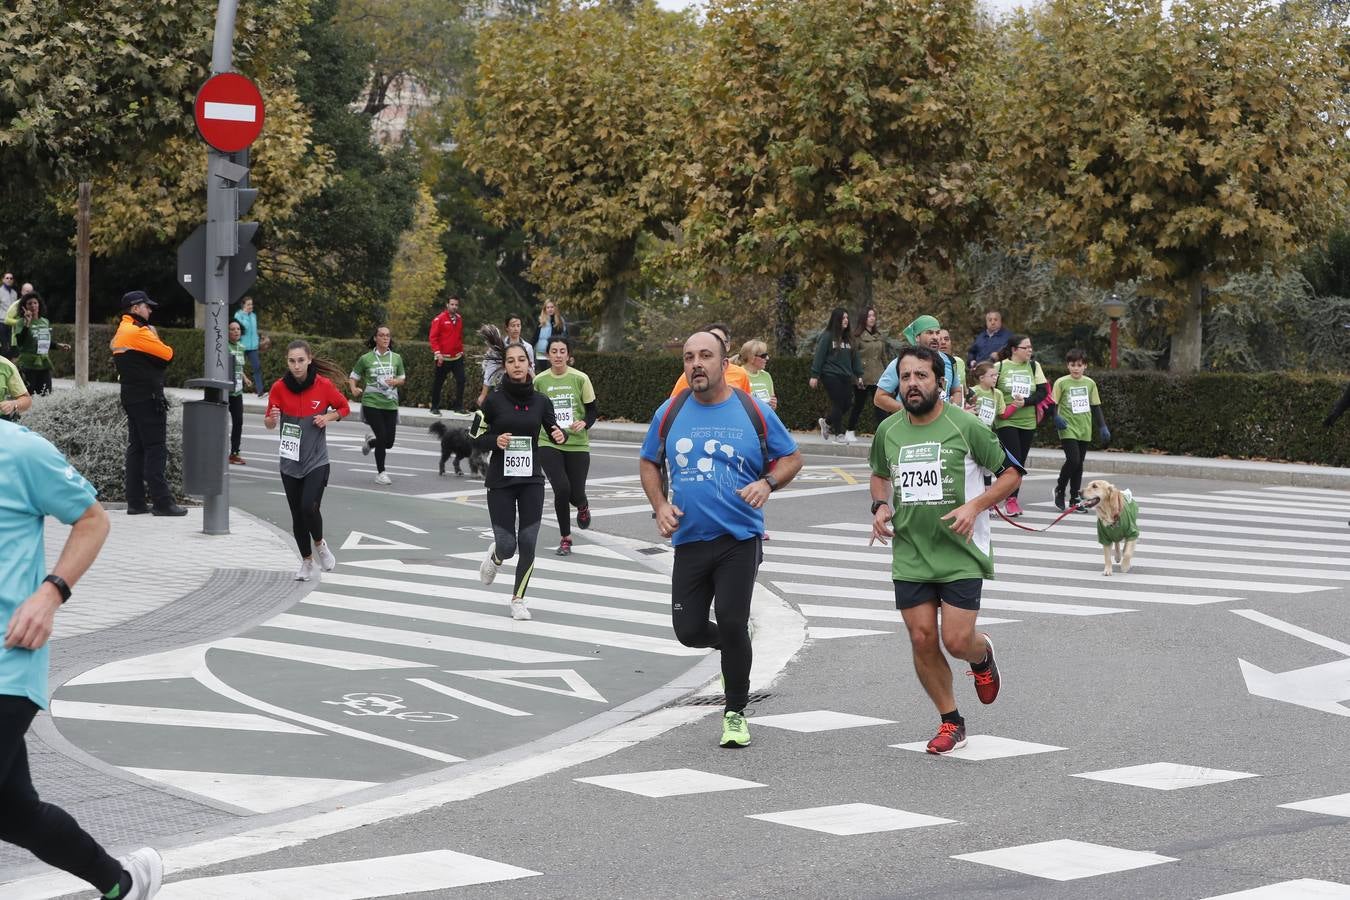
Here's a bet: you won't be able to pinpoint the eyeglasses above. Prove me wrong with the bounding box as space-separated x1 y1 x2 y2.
755 353 769 359
1017 344 1032 350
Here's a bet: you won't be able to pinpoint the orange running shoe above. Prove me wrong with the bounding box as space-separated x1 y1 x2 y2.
926 721 967 755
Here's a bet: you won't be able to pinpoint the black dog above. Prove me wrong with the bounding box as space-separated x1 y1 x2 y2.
429 421 486 478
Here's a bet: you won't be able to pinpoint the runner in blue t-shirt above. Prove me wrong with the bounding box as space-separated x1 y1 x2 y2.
640 331 802 749
0 420 164 897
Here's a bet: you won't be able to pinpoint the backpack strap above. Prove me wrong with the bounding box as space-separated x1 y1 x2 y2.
655 388 693 470
732 388 771 478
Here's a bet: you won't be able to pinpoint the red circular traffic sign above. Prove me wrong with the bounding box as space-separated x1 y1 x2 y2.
194 73 265 153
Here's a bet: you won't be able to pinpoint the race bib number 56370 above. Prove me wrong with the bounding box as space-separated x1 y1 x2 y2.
503 436 533 478
893 441 943 504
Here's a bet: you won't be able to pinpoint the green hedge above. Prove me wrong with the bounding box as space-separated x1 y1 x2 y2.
50 325 1347 466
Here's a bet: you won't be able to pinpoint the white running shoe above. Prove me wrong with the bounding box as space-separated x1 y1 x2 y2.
294 558 317 582
479 543 499 585
361 437 374 456
833 434 847 444
316 540 336 572
818 417 830 441
844 430 858 443
119 847 164 899
510 597 532 620
374 471 392 485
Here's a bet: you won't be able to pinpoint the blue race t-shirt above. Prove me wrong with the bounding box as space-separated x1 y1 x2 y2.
0 420 98 708
640 392 797 546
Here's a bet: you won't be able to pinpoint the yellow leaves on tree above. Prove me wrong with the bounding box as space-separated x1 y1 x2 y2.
386 184 448 341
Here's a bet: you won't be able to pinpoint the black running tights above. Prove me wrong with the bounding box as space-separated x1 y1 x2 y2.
0 696 122 893
229 394 243 455
671 535 761 713
363 406 398 473
1058 438 1090 498
537 447 590 537
996 426 1035 499
487 482 545 598
281 464 329 557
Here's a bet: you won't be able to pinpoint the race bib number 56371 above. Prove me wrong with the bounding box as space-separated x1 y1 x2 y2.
893 441 943 504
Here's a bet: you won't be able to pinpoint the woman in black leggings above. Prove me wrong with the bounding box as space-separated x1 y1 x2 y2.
472 343 567 620
809 307 864 443
992 334 1047 517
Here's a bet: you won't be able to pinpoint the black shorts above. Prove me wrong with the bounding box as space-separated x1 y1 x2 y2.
893 578 983 611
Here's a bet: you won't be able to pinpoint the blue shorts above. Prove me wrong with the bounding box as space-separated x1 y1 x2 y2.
893 578 982 611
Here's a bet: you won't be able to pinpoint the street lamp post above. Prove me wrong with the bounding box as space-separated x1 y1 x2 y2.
1102 293 1127 369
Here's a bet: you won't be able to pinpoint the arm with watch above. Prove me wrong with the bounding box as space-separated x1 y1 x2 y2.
2 501 110 651
735 449 804 510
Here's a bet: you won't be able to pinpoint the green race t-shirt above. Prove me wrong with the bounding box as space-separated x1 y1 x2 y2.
229 341 247 397
534 366 596 452
995 360 1046 431
747 369 775 404
868 404 1015 583
15 317 53 371
970 386 1005 429
1053 375 1100 442
350 350 405 410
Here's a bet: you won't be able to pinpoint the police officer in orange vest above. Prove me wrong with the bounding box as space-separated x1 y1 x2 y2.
110 291 186 516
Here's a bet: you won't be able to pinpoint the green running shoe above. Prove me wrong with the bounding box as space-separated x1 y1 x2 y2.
720 710 750 748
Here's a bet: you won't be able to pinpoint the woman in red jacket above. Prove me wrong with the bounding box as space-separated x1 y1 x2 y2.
264 340 351 582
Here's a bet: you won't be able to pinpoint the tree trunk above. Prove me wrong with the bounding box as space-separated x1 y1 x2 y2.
75 181 91 387
775 271 798 355
596 238 636 351
842 255 874 314
1170 273 1204 372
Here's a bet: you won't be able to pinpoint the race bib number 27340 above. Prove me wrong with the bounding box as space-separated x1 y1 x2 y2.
893 441 943 504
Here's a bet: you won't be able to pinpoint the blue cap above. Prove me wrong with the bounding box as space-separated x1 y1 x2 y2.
121 290 158 310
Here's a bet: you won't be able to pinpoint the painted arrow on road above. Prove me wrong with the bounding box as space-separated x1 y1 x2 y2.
1234 609 1350 718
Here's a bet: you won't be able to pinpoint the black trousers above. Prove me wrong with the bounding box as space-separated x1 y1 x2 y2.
1058 438 1090 498
20 368 52 396
228 394 243 455
487 482 545 598
363 406 398 472
671 535 761 713
537 446 590 537
847 384 883 432
822 373 855 435
431 357 466 411
0 696 122 892
123 395 171 508
996 426 1036 499
281 464 329 557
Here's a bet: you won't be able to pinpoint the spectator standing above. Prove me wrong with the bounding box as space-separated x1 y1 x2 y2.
810 307 865 443
967 309 1012 366
1 420 164 899
13 292 69 396
227 320 251 465
740 340 776 410
0 272 16 357
0 354 31 421
232 297 265 398
992 334 1047 517
530 299 568 367
110 290 186 517
852 306 891 433
428 295 466 415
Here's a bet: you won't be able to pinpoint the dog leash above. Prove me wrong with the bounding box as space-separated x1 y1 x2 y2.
994 497 1099 533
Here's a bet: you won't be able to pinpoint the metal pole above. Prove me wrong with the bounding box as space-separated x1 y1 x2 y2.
75 182 91 387
1110 318 1119 369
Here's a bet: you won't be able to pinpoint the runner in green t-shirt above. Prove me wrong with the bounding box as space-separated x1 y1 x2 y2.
740 339 777 410
12 293 70 397
868 346 1024 755
1051 348 1112 511
992 335 1047 517
348 326 407 485
227 320 253 465
534 335 598 555
965 362 1005 430
0 355 32 421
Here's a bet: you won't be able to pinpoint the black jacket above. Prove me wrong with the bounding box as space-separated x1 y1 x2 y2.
470 386 566 488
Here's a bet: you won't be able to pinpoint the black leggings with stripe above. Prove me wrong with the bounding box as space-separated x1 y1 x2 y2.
487 482 545 598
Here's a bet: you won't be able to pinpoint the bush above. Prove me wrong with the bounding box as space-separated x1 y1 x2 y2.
19 387 185 503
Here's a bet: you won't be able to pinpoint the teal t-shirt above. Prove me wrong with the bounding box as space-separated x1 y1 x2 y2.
995 360 1046 431
747 370 775 404
1053 375 1100 442
534 366 596 452
229 341 247 397
350 350 406 410
0 421 98 708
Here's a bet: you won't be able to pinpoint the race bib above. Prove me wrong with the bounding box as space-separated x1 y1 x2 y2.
503 436 533 478
752 387 771 401
894 441 943 504
1007 372 1032 400
35 327 51 356
234 369 244 394
279 423 302 461
553 400 574 428
977 396 996 427
1068 386 1090 415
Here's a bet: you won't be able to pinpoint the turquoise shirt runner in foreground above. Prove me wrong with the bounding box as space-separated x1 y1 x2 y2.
0 421 98 708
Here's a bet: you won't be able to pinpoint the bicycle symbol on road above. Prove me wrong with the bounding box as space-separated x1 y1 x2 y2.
322 692 459 723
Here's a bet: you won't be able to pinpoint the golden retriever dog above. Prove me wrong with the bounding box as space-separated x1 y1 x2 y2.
1080 479 1139 576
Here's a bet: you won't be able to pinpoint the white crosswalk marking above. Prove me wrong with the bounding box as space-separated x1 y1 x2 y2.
262 613 594 663
340 558 673 605
50 701 319 734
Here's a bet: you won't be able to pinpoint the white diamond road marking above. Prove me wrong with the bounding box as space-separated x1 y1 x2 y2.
575 768 764 797
891 734 1067 760
1279 792 1350 818
1072 762 1259 791
747 803 956 835
123 769 377 814
1201 880 1350 899
750 710 897 733
953 838 1177 881
157 849 539 898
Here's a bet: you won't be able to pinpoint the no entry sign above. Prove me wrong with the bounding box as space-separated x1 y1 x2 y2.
194 73 265 153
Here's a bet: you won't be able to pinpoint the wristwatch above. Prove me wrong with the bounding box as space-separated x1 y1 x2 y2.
762 473 779 492
43 574 71 603
870 499 892 516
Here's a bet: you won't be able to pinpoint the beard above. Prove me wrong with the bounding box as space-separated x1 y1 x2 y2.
901 386 939 415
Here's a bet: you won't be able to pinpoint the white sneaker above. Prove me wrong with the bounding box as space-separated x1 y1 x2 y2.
119 847 163 899
844 430 858 443
818 417 830 440
316 540 336 572
833 434 848 444
374 471 392 485
294 558 317 582
479 544 499 585
510 597 532 620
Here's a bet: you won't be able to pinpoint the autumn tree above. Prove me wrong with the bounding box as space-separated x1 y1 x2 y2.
386 184 449 339
983 0 1349 371
458 0 700 349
